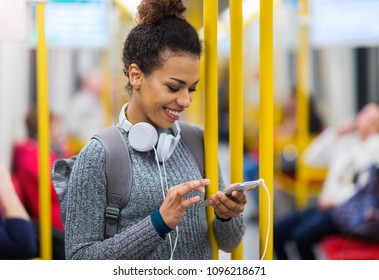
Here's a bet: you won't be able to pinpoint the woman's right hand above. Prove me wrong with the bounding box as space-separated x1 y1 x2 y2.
159 178 210 229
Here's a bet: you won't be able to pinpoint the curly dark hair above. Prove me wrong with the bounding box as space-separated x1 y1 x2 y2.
122 0 202 93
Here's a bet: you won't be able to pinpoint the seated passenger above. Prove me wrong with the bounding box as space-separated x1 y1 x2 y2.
12 106 71 259
274 103 379 259
0 161 37 259
12 106 70 231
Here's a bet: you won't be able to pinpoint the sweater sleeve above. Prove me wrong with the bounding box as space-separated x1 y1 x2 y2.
64 140 164 260
213 215 246 252
0 216 38 259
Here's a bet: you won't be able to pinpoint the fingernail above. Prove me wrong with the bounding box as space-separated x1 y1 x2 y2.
216 192 223 199
203 179 211 184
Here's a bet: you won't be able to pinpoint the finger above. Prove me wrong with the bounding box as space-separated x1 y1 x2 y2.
210 193 233 213
213 192 244 214
194 178 211 193
212 200 236 219
194 187 205 193
181 195 201 209
176 179 210 196
231 191 248 204
211 196 230 214
173 178 210 190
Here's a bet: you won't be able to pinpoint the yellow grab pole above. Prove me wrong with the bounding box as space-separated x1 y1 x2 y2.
203 0 219 260
229 0 244 260
295 0 310 209
186 0 203 126
100 51 113 127
259 0 274 260
36 2 52 260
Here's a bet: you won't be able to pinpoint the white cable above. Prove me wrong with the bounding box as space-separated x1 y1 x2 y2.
153 147 166 200
162 156 169 193
258 179 270 260
153 150 178 260
162 156 179 260
161 155 175 259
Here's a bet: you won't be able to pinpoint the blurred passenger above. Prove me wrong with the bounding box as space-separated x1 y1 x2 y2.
12 106 70 259
277 87 323 139
274 103 379 259
276 87 324 176
0 161 37 259
64 69 103 153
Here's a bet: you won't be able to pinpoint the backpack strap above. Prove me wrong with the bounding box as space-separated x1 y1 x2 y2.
178 122 205 177
92 125 132 238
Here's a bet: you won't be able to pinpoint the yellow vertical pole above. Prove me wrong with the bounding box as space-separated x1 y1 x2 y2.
259 0 274 260
229 0 244 260
203 0 219 260
186 0 203 126
295 0 310 209
36 2 52 260
100 51 113 127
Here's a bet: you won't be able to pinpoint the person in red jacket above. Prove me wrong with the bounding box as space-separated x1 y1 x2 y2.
12 106 72 259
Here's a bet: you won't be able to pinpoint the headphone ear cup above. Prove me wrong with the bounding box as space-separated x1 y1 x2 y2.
156 133 176 162
128 122 158 152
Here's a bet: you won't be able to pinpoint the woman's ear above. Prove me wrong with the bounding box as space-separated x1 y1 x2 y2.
128 63 143 90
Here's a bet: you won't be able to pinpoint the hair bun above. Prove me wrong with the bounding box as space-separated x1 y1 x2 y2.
137 0 186 25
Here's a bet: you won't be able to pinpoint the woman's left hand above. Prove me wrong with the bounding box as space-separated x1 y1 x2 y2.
209 185 247 220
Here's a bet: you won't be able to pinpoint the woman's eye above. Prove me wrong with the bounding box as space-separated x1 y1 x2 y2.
189 88 197 93
167 86 179 92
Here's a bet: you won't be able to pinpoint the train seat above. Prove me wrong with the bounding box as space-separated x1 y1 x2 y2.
320 235 379 260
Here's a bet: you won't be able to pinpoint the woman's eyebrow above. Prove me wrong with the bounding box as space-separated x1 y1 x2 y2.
169 77 199 86
169 77 186 85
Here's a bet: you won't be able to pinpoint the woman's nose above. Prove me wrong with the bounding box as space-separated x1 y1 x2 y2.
176 90 192 108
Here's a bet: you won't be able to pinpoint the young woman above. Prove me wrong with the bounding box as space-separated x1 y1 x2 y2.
65 0 246 260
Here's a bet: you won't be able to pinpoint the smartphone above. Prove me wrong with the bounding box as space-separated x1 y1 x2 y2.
198 179 263 207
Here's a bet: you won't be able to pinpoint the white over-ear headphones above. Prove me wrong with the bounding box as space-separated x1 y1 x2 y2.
118 103 181 162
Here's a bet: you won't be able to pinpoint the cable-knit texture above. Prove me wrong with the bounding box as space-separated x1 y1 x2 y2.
65 127 246 259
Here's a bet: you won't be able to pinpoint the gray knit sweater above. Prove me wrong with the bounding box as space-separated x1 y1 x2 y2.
65 127 246 260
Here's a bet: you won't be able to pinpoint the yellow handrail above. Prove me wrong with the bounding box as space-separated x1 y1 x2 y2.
36 2 52 260
259 0 274 260
229 0 244 260
203 0 219 260
295 0 310 209
185 0 204 126
100 50 113 127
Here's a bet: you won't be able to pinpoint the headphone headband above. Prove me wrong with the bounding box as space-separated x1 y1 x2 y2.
119 103 132 132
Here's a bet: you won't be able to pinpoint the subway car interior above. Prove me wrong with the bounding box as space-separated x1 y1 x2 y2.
1 0 379 261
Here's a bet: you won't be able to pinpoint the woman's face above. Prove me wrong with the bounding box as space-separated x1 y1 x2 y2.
356 103 379 139
127 51 200 130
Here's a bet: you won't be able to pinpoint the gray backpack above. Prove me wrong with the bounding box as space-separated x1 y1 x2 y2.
51 122 204 238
